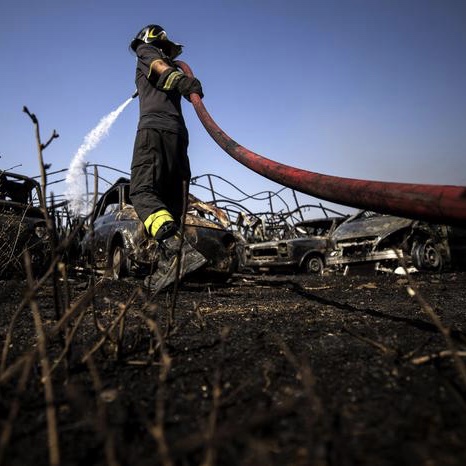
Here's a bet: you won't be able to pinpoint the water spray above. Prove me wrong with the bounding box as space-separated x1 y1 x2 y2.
64 92 138 216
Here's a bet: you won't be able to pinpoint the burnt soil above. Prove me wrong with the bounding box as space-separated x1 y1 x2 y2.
1 270 466 466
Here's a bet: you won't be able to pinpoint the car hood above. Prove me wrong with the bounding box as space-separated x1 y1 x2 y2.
331 215 413 242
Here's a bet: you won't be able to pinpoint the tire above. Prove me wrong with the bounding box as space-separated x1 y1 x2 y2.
411 239 443 272
110 243 131 279
303 254 324 275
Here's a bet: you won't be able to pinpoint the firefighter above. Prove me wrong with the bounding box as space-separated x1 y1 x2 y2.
129 24 206 292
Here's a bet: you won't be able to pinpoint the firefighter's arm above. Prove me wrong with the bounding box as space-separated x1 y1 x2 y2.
150 59 204 99
148 59 172 78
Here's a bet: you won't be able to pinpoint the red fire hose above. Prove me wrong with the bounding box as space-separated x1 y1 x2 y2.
176 61 466 227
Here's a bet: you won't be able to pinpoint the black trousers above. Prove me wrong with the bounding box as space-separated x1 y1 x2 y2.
130 128 191 224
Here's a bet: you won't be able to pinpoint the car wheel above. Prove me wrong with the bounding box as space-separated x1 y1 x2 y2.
411 239 443 272
303 254 324 274
110 244 130 279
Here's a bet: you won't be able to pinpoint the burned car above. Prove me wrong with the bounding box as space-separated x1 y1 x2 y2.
80 178 237 280
326 210 466 273
0 171 51 277
241 216 346 274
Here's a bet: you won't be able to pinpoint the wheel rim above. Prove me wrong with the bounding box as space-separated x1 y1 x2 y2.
307 256 323 274
422 243 441 268
412 239 442 271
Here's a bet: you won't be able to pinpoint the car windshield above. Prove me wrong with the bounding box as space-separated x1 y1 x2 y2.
294 220 334 238
0 173 41 207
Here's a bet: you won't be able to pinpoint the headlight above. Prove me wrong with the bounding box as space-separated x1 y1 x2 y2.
34 225 49 239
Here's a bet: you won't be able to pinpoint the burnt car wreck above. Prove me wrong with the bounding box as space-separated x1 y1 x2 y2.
242 216 347 274
326 210 466 273
10 166 463 281
80 178 238 281
0 171 51 278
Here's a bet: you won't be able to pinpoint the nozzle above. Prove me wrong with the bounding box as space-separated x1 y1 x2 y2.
132 90 139 99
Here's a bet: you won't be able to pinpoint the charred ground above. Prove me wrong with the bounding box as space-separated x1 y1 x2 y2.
1 270 466 466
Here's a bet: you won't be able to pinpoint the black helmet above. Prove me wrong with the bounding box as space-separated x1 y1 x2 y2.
130 24 183 58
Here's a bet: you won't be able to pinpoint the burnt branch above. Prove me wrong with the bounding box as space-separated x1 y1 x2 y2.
24 251 60 466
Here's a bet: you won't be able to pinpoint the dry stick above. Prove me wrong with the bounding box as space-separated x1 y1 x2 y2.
412 350 466 366
81 288 139 363
173 398 301 456
271 333 323 462
23 106 62 322
142 307 173 466
86 356 120 466
272 334 322 413
201 326 230 466
24 252 60 466
57 262 70 314
82 305 129 363
22 106 58 216
46 307 87 377
57 261 72 378
395 250 466 387
343 326 395 355
0 354 34 466
115 291 130 360
165 179 190 338
52 277 102 335
133 290 163 354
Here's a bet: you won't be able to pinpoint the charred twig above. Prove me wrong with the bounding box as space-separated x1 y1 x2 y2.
0 355 34 466
142 308 173 466
24 252 60 466
270 333 324 463
411 350 466 365
342 326 396 355
86 356 120 466
23 107 63 325
201 326 230 466
41 130 60 150
172 398 302 457
57 261 72 376
46 306 87 378
193 301 206 330
401 337 434 360
116 306 127 361
81 288 138 363
22 106 58 210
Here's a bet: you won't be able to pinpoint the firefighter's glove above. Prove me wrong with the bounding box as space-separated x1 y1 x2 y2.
157 68 204 100
177 76 204 101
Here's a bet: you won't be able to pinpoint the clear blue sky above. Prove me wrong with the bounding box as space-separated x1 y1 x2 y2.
1 0 465 217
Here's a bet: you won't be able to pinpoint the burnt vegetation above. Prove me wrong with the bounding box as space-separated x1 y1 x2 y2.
1 112 466 466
